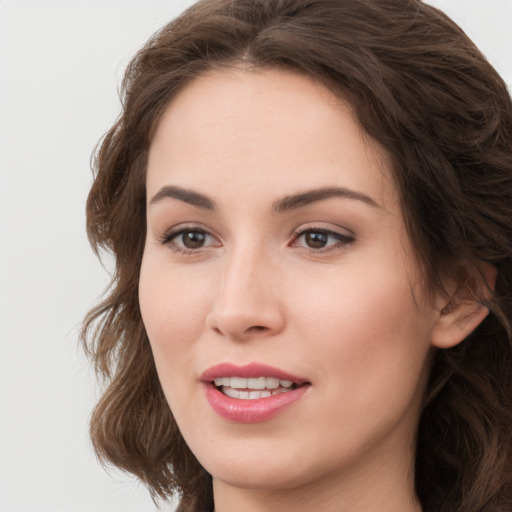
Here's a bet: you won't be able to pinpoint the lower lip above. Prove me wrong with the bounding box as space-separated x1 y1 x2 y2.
205 384 309 423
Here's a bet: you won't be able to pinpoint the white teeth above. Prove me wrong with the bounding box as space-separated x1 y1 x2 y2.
223 387 284 399
213 376 299 399
230 377 247 388
247 377 266 389
266 377 279 389
213 376 296 390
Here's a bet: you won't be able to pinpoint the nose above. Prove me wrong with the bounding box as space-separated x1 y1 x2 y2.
205 246 285 341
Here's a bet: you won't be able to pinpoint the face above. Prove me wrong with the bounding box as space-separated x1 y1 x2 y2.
140 68 440 501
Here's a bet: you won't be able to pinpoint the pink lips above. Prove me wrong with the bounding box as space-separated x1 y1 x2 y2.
200 363 310 423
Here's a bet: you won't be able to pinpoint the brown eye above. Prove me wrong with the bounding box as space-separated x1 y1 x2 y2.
181 230 207 249
162 227 218 253
293 228 354 251
304 231 329 249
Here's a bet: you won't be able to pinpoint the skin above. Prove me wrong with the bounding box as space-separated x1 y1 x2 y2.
139 68 486 511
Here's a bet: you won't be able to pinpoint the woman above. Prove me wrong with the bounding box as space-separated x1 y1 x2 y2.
82 1 512 511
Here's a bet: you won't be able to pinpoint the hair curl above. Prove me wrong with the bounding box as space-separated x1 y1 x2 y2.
82 1 512 510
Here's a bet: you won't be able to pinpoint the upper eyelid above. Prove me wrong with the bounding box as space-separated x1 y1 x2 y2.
289 226 356 251
158 226 221 254
291 228 355 243
159 223 219 241
292 223 355 238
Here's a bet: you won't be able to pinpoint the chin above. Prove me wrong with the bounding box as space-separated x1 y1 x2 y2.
209 460 314 492
190 433 315 490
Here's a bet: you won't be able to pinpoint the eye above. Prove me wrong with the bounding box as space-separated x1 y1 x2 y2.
292 228 354 251
160 227 219 253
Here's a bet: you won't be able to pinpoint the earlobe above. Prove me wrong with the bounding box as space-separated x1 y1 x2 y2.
431 263 496 349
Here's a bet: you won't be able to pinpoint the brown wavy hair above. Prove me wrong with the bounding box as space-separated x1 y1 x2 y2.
82 1 512 510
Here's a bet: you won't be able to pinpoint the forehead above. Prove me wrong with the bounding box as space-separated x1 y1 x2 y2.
147 67 396 211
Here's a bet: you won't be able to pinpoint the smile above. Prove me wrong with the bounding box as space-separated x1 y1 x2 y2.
201 364 309 422
214 376 296 400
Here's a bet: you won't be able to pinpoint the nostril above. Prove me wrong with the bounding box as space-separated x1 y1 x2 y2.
249 326 267 332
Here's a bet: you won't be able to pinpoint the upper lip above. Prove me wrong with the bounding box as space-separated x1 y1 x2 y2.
200 362 308 385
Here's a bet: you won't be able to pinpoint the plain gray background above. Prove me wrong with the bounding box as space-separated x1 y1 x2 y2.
1 1 511 511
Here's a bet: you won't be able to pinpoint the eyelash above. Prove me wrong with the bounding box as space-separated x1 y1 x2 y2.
291 227 355 252
158 225 219 255
159 225 354 255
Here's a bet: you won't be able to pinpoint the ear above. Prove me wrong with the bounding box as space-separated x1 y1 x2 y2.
431 263 497 349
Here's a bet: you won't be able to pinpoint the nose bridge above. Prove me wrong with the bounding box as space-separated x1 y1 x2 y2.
207 239 284 339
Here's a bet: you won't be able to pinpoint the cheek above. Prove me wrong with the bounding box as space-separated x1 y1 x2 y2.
138 252 209 363
291 260 422 339
291 263 434 398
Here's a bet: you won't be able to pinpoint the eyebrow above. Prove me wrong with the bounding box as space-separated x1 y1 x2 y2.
149 185 216 210
272 186 380 212
149 185 379 211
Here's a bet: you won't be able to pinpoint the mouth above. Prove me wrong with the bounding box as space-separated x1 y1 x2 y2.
213 376 300 400
201 363 310 421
